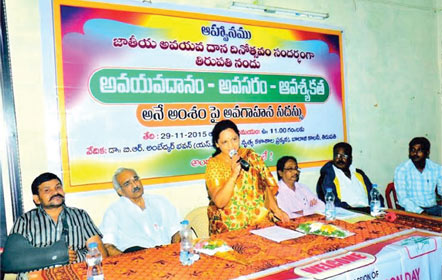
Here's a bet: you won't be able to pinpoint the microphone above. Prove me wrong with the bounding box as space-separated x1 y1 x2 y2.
229 149 250 171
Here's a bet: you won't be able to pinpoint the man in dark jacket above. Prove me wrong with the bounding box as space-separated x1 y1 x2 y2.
316 142 384 214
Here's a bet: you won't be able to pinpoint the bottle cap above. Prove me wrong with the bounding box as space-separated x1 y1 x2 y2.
372 184 378 188
88 242 98 249
181 220 189 226
326 187 332 192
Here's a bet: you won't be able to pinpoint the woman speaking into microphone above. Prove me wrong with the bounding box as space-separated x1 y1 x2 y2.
205 119 289 235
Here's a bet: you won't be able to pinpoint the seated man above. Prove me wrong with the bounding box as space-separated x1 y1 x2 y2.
316 142 384 214
100 168 181 256
276 156 324 218
394 137 442 216
5 172 107 275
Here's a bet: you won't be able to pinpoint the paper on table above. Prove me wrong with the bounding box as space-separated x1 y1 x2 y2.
317 207 374 223
335 207 365 219
250 225 305 242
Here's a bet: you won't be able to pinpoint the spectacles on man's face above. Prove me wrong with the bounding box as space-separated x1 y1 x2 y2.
122 176 140 188
334 153 349 160
284 167 300 172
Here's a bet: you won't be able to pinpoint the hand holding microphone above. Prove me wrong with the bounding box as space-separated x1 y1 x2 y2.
229 149 250 172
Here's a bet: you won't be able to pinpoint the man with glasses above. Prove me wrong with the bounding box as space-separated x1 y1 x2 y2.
316 142 383 214
394 137 442 216
276 156 324 218
100 168 181 256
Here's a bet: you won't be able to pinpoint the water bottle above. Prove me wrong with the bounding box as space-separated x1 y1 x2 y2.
370 184 381 217
179 220 194 265
324 188 336 221
86 242 104 280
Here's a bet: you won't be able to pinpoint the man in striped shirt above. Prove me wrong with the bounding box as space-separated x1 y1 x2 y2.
394 137 442 216
8 172 108 270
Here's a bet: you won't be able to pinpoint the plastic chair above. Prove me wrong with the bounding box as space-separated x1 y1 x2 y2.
385 182 400 209
184 206 209 239
437 191 442 206
3 273 18 280
386 182 441 208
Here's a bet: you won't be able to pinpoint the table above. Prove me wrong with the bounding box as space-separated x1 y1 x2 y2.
37 213 441 280
385 209 442 232
250 228 441 279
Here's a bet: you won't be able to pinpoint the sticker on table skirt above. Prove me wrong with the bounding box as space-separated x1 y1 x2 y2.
294 251 376 280
296 221 354 238
395 236 438 259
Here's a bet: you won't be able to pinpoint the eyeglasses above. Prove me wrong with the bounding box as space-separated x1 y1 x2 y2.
334 153 349 160
283 167 300 172
121 176 140 188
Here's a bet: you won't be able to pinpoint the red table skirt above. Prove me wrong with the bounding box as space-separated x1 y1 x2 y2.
37 212 440 280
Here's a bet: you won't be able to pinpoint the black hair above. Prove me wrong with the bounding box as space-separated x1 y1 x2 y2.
333 142 352 156
211 119 240 157
276 156 297 180
31 172 62 195
409 137 430 154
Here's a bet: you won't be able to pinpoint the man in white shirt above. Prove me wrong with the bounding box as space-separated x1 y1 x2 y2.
316 142 384 214
100 168 181 256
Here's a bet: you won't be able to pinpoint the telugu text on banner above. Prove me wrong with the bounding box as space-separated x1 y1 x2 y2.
52 0 346 191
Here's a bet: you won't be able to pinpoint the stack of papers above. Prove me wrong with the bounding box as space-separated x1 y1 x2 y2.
250 225 305 242
333 207 375 223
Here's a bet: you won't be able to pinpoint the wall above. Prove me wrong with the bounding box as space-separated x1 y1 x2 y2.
438 0 442 140
3 0 441 228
